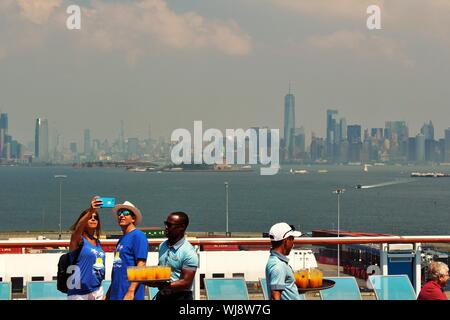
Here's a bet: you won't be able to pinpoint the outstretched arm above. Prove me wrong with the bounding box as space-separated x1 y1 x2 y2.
69 196 102 251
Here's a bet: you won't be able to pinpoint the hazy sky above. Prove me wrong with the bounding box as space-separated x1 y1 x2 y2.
1 0 450 147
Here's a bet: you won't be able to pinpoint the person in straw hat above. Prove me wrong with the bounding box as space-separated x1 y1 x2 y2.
105 201 148 300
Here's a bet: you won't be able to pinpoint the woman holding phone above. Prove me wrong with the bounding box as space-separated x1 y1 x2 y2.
67 196 106 300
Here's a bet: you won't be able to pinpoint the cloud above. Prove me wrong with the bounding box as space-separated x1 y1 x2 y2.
78 0 251 61
0 0 251 63
306 30 415 68
269 0 381 20
18 0 62 24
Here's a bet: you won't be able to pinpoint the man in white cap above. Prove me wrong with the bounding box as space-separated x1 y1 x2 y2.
265 222 302 300
105 201 148 300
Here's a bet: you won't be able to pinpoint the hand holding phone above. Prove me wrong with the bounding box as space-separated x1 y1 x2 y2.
97 197 116 208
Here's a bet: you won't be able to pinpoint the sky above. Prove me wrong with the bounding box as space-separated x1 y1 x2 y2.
1 0 450 147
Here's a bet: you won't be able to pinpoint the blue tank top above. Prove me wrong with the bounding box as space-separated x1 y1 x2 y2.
67 237 106 296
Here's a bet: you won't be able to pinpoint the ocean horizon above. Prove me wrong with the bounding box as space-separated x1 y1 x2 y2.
1 164 449 235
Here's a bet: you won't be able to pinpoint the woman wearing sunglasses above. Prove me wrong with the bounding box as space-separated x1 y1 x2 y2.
67 196 106 300
104 200 148 300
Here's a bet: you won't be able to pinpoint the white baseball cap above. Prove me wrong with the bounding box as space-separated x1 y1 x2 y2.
269 222 302 241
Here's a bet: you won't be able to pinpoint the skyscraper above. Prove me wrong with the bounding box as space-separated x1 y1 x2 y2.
84 129 91 156
420 121 434 140
35 118 49 161
0 113 8 133
292 127 305 159
445 128 450 163
283 87 295 160
0 113 7 159
416 133 425 163
326 109 338 161
347 125 361 163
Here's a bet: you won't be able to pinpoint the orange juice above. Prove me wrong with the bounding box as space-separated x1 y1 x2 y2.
145 267 156 280
309 269 323 288
127 267 137 281
154 266 162 279
135 267 146 281
162 266 171 279
309 269 318 288
297 269 309 288
317 269 323 287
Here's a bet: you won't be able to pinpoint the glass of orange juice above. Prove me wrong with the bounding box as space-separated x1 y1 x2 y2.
162 266 171 279
145 266 156 281
154 266 162 280
297 269 309 288
309 269 318 288
127 267 137 281
135 266 146 281
317 269 323 287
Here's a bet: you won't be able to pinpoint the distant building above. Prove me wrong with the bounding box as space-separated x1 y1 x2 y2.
284 89 295 160
347 125 361 163
385 121 408 161
310 134 325 161
445 129 450 163
415 134 425 163
35 118 49 161
326 109 338 161
70 142 77 154
407 137 416 162
420 121 434 140
292 127 305 160
84 129 91 157
0 113 8 133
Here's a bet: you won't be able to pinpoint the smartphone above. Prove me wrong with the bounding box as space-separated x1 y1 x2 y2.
98 197 116 208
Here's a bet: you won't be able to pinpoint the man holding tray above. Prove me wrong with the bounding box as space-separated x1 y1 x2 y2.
154 211 199 300
265 222 303 300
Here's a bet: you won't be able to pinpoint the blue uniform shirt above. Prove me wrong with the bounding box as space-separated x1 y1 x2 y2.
68 237 105 296
265 250 302 300
159 237 198 291
110 229 148 300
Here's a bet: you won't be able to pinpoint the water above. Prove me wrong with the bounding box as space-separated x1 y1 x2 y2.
0 165 449 235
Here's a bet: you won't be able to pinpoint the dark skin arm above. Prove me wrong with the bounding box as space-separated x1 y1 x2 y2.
69 196 102 251
159 268 196 292
271 290 282 300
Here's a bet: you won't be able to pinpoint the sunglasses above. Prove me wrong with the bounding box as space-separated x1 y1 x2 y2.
282 225 296 239
90 215 99 221
164 220 184 228
116 210 133 217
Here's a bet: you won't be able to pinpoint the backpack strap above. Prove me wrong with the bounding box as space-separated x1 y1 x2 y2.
72 239 84 264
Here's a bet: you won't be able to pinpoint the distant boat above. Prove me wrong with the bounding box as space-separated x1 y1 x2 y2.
290 168 308 174
317 169 328 173
127 167 147 172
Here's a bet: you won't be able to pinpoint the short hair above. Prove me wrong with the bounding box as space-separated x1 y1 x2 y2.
271 240 284 249
169 211 189 228
429 261 449 280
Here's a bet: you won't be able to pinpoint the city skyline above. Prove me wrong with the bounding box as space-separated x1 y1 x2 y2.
1 1 450 145
2 104 450 165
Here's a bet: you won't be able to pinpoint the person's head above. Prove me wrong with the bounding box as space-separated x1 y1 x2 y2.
164 211 189 241
269 222 302 255
429 261 449 287
70 209 102 238
112 201 143 231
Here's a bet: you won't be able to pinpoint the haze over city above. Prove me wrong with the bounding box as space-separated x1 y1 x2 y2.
1 0 450 147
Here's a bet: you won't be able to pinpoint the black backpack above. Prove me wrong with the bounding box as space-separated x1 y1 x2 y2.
57 242 83 293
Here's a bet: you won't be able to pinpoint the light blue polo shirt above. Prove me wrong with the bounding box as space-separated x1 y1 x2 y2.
159 237 199 291
265 250 302 300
